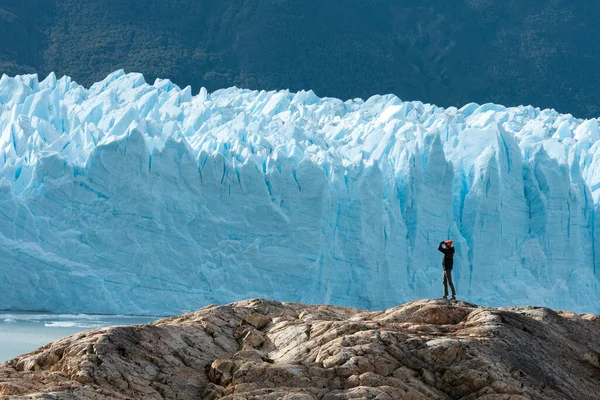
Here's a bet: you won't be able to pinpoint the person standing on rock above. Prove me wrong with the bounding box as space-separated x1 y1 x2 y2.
438 240 456 301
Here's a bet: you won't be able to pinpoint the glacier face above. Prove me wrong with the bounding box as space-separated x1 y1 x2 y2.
0 70 598 315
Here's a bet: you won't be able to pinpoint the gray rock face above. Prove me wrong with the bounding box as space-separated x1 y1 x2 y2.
1 299 599 399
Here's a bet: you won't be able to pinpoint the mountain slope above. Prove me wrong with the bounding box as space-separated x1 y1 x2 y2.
1 0 600 117
1 299 600 399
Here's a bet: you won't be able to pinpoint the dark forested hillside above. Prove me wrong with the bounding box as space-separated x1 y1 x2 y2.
0 0 598 117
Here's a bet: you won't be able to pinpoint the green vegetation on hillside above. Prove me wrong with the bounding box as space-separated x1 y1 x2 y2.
0 0 597 117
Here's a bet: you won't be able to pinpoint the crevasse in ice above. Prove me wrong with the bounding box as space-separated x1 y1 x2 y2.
0 70 598 315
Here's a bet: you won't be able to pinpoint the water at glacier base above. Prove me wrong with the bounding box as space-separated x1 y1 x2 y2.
0 312 158 362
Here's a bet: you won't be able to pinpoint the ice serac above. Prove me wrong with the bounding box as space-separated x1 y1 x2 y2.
0 71 599 315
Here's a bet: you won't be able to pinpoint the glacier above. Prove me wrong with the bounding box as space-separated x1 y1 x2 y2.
0 70 598 315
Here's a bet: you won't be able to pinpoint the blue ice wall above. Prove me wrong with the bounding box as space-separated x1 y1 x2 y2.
0 71 598 314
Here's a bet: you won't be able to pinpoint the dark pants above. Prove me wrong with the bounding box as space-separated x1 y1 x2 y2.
443 268 456 297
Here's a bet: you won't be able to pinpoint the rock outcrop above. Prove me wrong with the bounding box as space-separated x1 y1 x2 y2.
1 299 600 399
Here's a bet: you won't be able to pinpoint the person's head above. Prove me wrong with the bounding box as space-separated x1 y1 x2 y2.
445 240 453 248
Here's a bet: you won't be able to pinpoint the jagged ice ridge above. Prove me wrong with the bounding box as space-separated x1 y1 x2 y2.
0 70 598 315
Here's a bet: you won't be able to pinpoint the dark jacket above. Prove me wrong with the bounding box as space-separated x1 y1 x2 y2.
438 242 455 269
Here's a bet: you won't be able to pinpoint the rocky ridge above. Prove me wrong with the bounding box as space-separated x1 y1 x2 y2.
1 299 599 399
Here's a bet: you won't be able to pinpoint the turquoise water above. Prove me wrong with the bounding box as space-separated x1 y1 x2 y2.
0 312 159 362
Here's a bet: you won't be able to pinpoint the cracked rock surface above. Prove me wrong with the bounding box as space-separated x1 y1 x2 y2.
1 298 599 399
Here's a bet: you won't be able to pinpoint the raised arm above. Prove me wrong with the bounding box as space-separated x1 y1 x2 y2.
438 241 446 254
